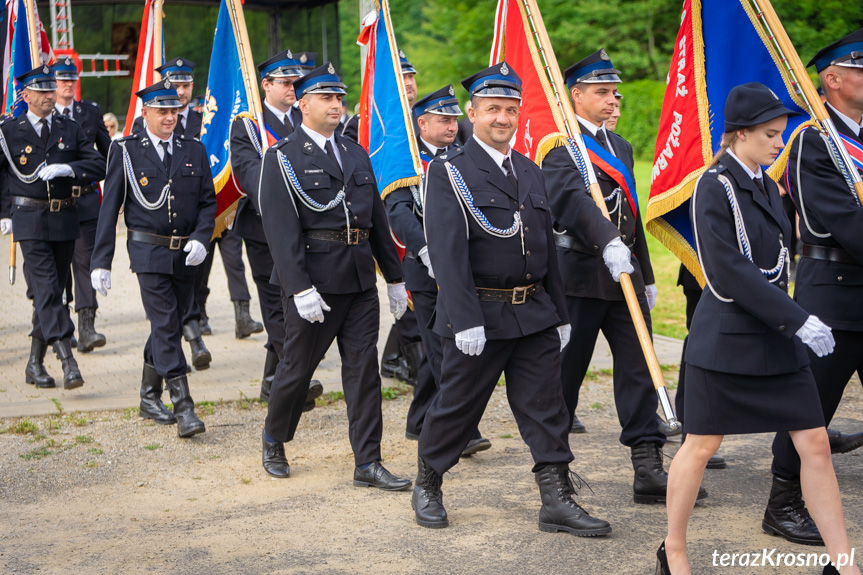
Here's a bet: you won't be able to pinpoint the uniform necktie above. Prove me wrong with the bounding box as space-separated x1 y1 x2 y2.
594 129 610 151
160 140 171 170
435 147 446 157
176 115 185 135
502 156 517 189
39 118 49 143
754 176 768 199
62 108 70 118
324 139 342 174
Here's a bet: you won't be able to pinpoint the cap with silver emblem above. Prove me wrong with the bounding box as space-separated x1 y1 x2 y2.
808 27 863 73
564 48 622 88
50 57 79 80
414 84 462 117
296 52 318 72
156 57 195 83
461 61 522 100
292 62 347 99
258 49 306 79
16 66 56 91
136 79 182 108
399 50 417 75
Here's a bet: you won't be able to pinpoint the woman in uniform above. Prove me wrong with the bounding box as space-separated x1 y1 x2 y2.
657 83 859 575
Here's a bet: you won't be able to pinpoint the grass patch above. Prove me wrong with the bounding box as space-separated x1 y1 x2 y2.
196 401 216 416
71 416 89 427
20 446 52 461
589 402 605 410
634 159 688 341
75 435 95 444
240 478 252 485
87 448 103 455
498 433 513 439
496 376 506 387
381 383 412 401
51 398 64 413
143 443 162 451
237 392 265 409
122 408 138 421
5 419 39 435
83 461 98 468
316 391 345 406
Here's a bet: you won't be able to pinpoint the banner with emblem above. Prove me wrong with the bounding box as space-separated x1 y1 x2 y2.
200 0 263 239
489 0 568 164
2 0 53 116
646 0 809 284
355 0 423 198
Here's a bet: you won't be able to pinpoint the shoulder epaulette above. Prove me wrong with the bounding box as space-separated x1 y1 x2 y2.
705 163 727 176
434 146 464 162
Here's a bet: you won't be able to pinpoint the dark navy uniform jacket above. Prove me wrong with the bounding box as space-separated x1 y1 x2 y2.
542 122 654 299
424 137 568 341
132 108 203 139
383 138 448 293
258 126 402 295
787 106 863 332
65 99 111 223
91 132 217 275
0 112 105 242
686 153 810 376
230 105 300 243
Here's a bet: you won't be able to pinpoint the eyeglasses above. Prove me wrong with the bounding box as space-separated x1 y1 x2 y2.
270 80 294 86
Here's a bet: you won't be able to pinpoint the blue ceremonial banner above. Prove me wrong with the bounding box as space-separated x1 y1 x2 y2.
200 0 249 237
646 0 809 285
356 0 422 197
5 0 32 117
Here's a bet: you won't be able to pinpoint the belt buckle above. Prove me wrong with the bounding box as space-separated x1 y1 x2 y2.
71 186 81 198
346 229 360 245
49 199 62 212
512 286 528 305
168 236 183 250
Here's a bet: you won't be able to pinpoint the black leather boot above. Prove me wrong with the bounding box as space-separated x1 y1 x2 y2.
76 307 106 353
52 338 84 390
631 442 707 504
570 413 586 434
183 321 212 370
401 341 424 386
259 348 279 401
762 475 823 545
25 337 55 388
139 363 176 425
412 458 448 528
199 303 212 335
535 463 611 536
166 375 206 438
234 300 263 339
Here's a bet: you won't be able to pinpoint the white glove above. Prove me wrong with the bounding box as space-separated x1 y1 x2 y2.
418 245 435 279
795 315 835 358
90 268 111 296
645 284 658 310
602 237 634 282
0 218 11 235
387 282 408 320
183 239 207 266
455 326 486 356
37 164 75 181
294 287 330 323
557 324 571 351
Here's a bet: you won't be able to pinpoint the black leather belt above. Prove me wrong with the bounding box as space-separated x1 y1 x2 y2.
476 283 541 305
128 229 189 250
304 228 370 245
13 196 76 212
71 184 98 198
803 244 859 266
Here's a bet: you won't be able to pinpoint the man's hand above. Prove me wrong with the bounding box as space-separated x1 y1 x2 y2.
387 282 408 320
183 240 207 266
90 268 111 296
37 164 74 181
455 326 486 356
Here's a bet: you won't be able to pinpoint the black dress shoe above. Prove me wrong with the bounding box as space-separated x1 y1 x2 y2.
706 453 727 469
460 437 492 457
570 413 586 434
655 540 670 575
353 461 411 491
659 419 683 437
262 430 290 478
827 428 863 454
303 379 324 412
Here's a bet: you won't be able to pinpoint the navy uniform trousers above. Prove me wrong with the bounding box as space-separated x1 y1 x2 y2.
20 240 75 342
266 288 384 465
141 262 197 379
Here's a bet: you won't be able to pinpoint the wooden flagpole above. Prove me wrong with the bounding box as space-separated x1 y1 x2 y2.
751 0 863 205
152 0 163 74
522 0 678 428
227 0 264 143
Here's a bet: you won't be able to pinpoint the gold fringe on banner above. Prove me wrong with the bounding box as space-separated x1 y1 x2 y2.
381 175 423 200
766 120 815 182
211 196 240 241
